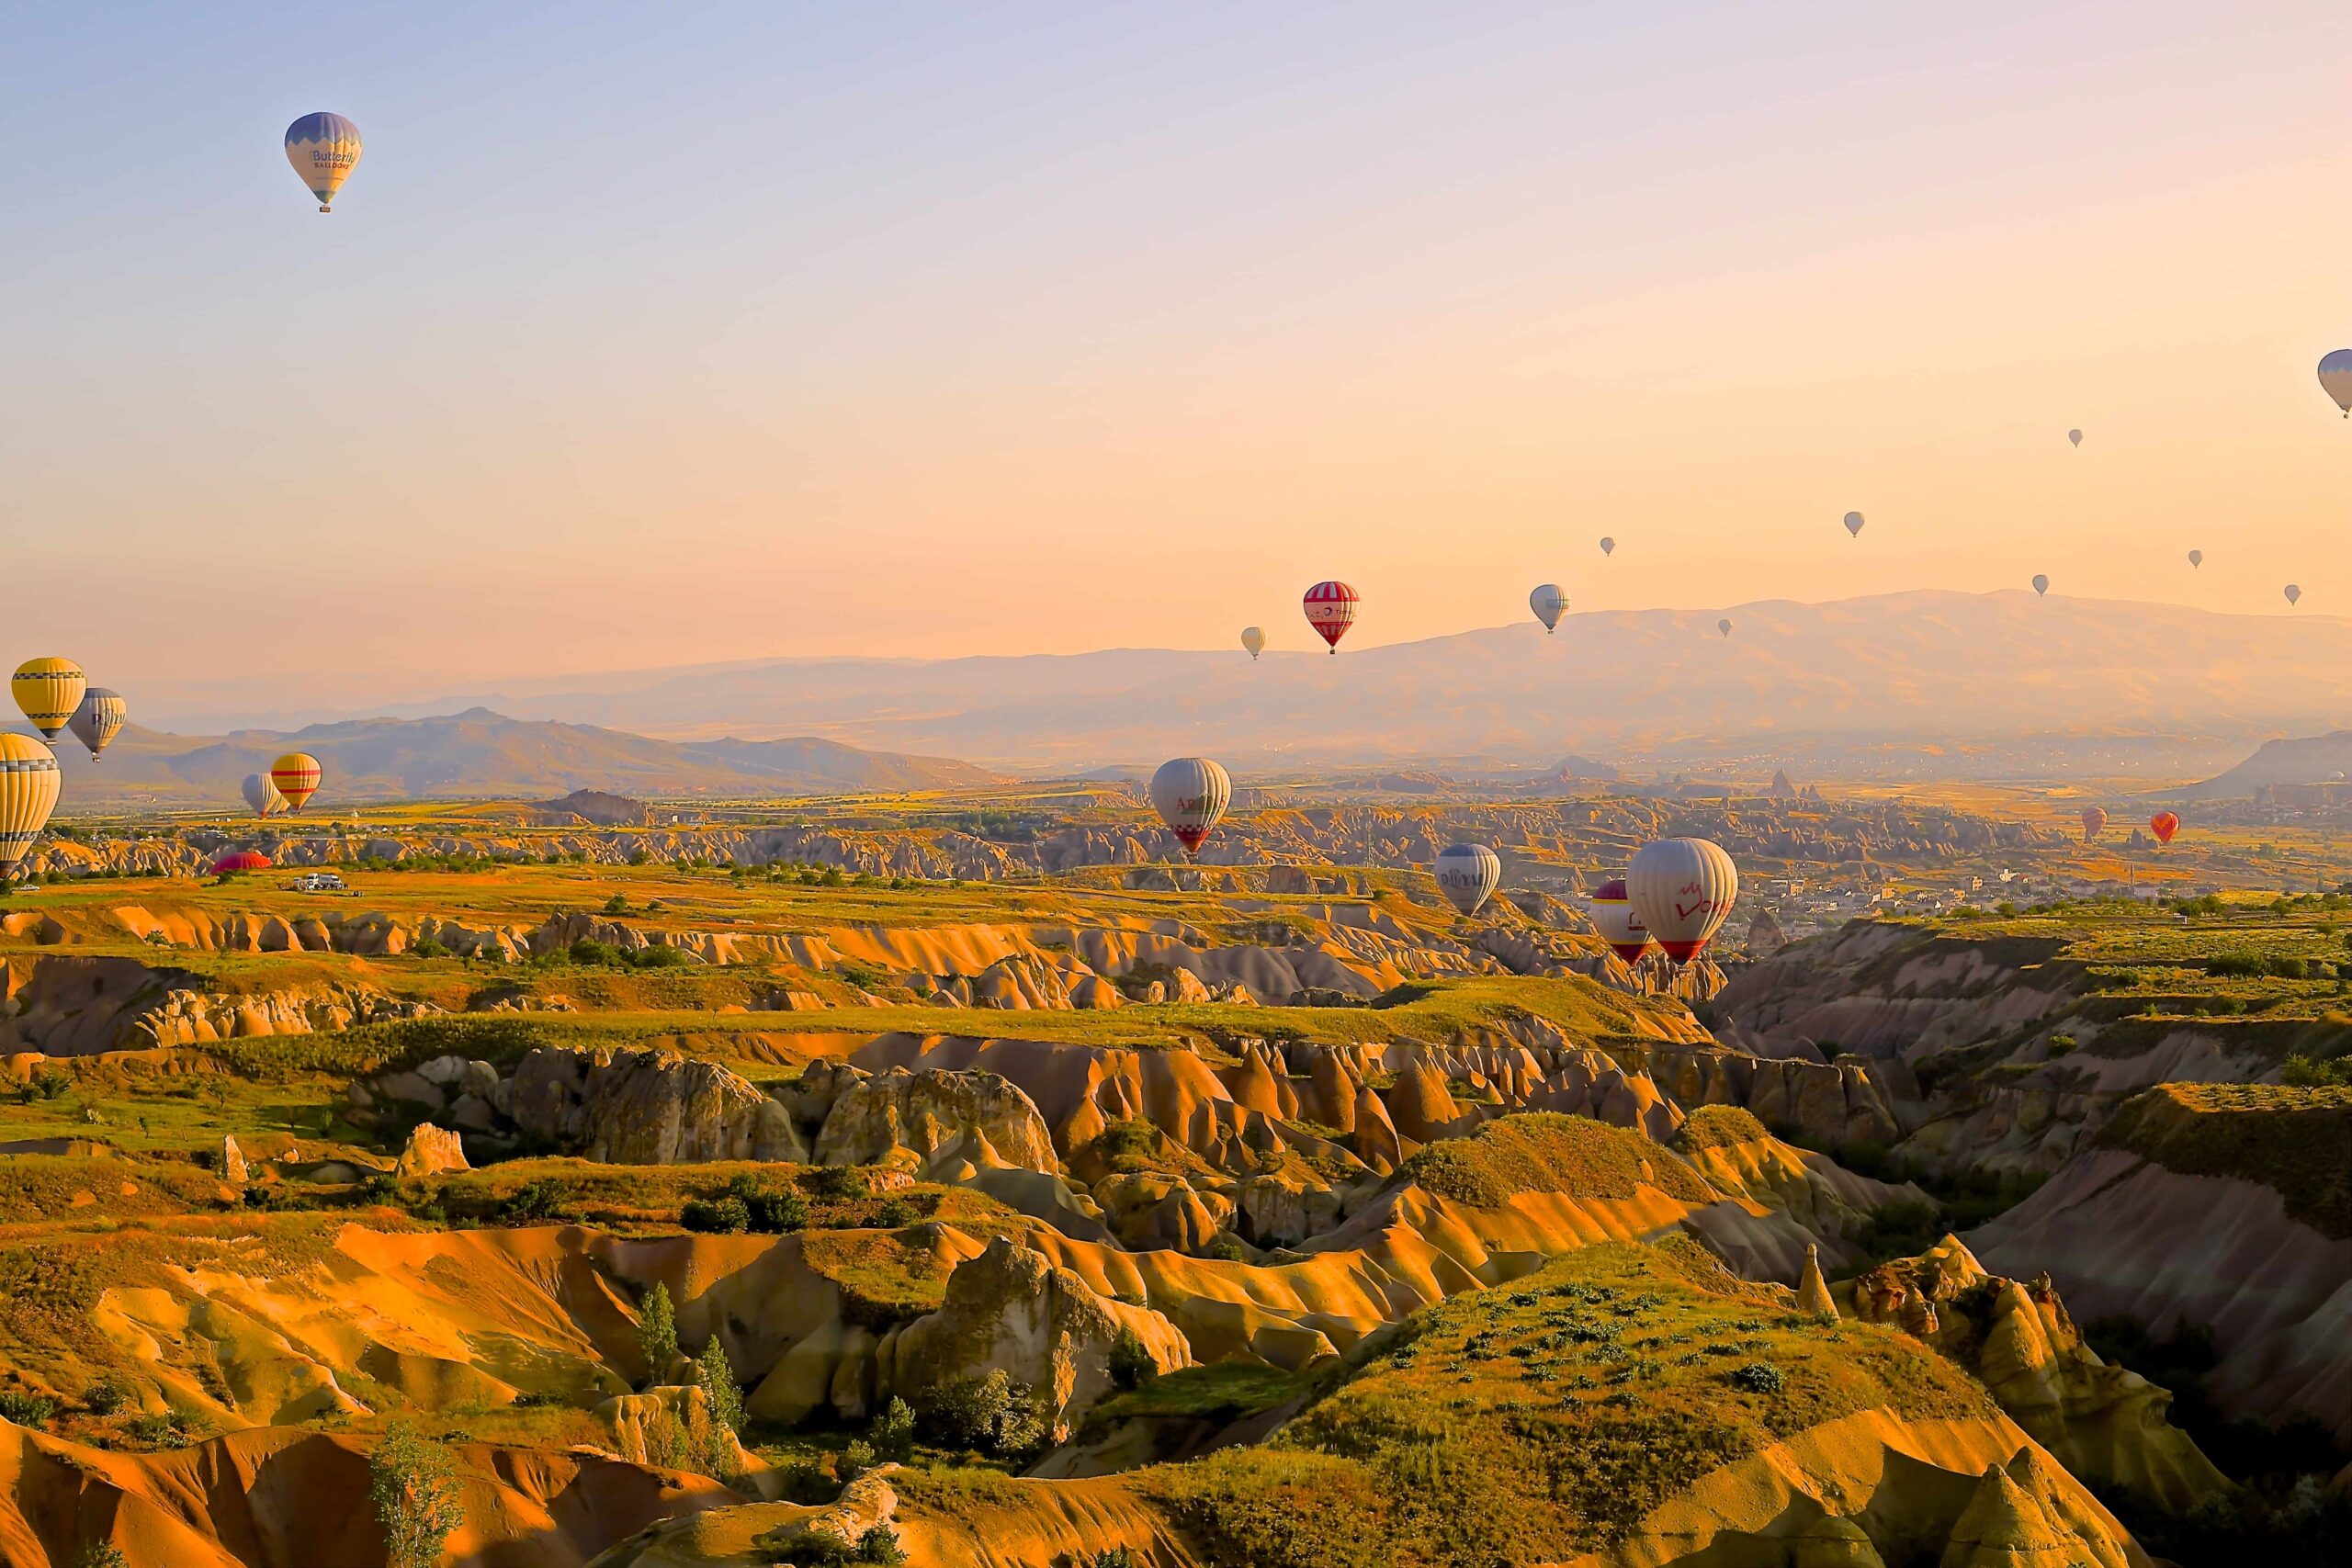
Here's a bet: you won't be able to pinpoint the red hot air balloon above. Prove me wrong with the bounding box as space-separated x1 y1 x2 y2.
1302 581 1359 653
208 850 274 875
2149 812 2180 846
2080 807 2108 843
1587 878 1652 964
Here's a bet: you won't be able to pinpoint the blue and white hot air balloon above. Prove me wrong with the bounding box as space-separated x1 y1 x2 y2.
285 113 362 212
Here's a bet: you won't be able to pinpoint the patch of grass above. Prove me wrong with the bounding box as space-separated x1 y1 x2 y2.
1087 1362 1310 1428
2096 1083 2352 1237
1668 1105 1770 1154
1401 1113 1715 1209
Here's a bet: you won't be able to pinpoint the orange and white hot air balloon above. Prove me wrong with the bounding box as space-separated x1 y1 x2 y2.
0 734 62 880
271 752 322 812
1302 581 1359 653
2149 812 2179 846
2080 806 2108 843
1628 838 1738 965
1587 878 1652 964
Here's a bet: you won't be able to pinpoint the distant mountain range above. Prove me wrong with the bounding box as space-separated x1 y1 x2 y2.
51 709 1001 810
306 590 2352 774
2177 731 2352 800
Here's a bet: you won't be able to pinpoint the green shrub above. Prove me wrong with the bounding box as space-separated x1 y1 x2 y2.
724 1177 807 1233
368 1419 464 1568
810 1166 865 1201
73 1547 130 1568
876 1197 916 1228
836 1438 875 1482
1109 1329 1159 1393
681 1195 751 1235
82 1380 125 1416
0 1392 56 1426
1729 1362 1786 1394
917 1370 1047 1458
868 1395 916 1463
498 1179 575 1225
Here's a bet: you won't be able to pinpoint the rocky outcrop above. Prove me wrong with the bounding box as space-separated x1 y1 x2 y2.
395 1122 469 1177
813 1067 1060 1179
881 1236 1192 1443
506 1045 808 1165
594 1383 772 1496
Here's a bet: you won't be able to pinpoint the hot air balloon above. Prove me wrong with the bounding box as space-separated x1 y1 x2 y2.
1599 536 1616 557
1149 757 1231 859
285 112 362 212
2149 811 2180 846
2080 807 2108 843
1433 843 1501 917
1628 838 1738 964
68 689 125 762
1717 618 1733 637
1843 512 1864 538
208 850 274 876
1587 879 1651 964
12 659 85 744
242 773 288 819
2285 584 2302 607
2068 429 2083 447
1240 626 1266 660
271 752 322 812
1530 584 1568 633
0 735 60 881
1301 581 1359 653
2320 350 2352 417
2188 550 2203 569
2031 575 2050 596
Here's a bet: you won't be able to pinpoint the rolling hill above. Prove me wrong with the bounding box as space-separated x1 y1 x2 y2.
2176 730 2352 800
48 709 1001 809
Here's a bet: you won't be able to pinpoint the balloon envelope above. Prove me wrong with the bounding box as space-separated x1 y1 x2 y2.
0 734 61 879
2031 574 2050 596
1529 584 1567 632
1843 511 1864 537
1302 581 1359 653
2149 812 2179 846
1628 839 1737 964
1598 536 1615 557
1240 626 1265 660
243 773 288 818
1148 757 1231 858
1717 618 1733 637
1587 878 1651 964
68 688 125 761
285 112 362 210
12 659 85 742
2068 429 2082 446
2188 550 2202 569
2285 584 2302 605
2080 807 2108 842
2319 349 2352 415
270 752 322 811
208 850 274 875
1434 842 1501 916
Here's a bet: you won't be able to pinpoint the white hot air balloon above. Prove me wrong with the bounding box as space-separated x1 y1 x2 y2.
2188 550 2203 570
1599 536 1616 557
1843 511 1864 538
1529 584 1568 633
242 772 288 819
2285 583 2302 606
1717 617 1734 637
1240 626 1266 660
1627 838 1738 965
2319 350 2352 417
2031 574 2050 596
2067 429 2083 447
1586 878 1651 964
1433 842 1501 917
1148 757 1231 860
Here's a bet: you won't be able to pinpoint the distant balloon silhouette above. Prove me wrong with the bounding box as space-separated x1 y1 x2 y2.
1529 584 1568 633
2031 574 2050 596
2285 584 2302 606
2067 429 2083 447
1717 618 1733 637
1240 626 1265 660
2320 350 2352 417
2080 806 2108 843
1843 512 1864 538
1599 536 1616 557
2188 550 2203 570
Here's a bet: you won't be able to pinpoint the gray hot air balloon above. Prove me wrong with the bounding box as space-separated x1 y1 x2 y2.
1433 842 1501 917
1843 511 1864 537
1598 536 1615 557
1717 617 1733 637
68 688 126 761
2320 350 2352 417
1148 756 1231 860
2067 429 2082 447
2285 583 2302 606
2188 550 2203 569
1529 584 1568 633
2032 574 2050 596
242 772 288 819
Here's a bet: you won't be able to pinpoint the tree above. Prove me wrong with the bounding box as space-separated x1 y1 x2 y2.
368 1419 464 1568
638 1282 678 1384
868 1395 916 1463
695 1334 744 1480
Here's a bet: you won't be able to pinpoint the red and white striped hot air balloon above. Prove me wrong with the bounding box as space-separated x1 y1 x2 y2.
1587 878 1652 964
1628 839 1738 965
1149 757 1231 860
1302 581 1359 653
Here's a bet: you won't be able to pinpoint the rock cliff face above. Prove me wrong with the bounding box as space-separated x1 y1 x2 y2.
882 1236 1192 1443
1838 1236 2228 1512
813 1067 1060 1179
506 1045 808 1165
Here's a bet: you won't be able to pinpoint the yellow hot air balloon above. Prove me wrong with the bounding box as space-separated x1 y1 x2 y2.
0 734 62 879
271 751 322 811
12 659 86 743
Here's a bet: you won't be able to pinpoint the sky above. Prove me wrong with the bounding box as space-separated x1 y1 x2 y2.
5 1 2352 716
